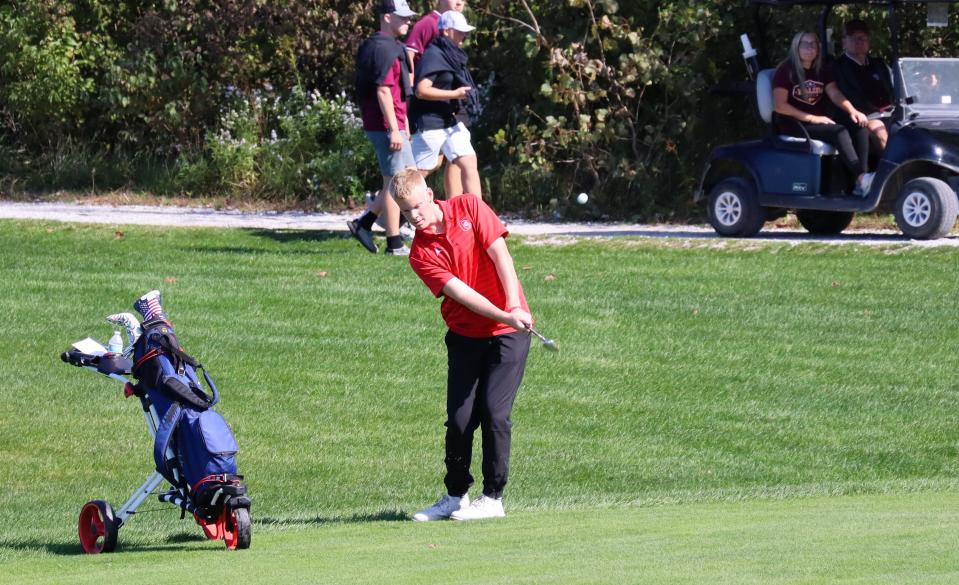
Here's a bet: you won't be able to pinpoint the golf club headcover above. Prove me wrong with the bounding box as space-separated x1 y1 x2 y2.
134 290 168 323
106 312 143 351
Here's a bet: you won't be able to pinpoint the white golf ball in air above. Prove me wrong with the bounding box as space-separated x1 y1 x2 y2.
576 192 589 204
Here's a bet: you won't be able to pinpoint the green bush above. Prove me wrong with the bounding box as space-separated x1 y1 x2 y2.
2 1 959 215
173 87 377 205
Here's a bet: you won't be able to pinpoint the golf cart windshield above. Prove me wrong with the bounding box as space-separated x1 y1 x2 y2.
900 58 959 116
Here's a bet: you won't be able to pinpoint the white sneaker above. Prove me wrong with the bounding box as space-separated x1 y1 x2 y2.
853 172 875 197
450 495 505 521
412 494 469 522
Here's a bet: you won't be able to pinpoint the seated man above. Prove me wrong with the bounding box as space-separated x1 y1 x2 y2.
834 19 894 151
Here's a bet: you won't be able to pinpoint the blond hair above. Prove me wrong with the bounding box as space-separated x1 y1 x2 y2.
389 167 426 204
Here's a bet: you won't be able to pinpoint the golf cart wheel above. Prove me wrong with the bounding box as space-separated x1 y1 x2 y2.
78 500 118 554
894 177 958 239
706 177 765 237
224 506 251 550
795 210 855 235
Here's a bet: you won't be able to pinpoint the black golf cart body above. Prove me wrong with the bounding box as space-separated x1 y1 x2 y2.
696 0 959 239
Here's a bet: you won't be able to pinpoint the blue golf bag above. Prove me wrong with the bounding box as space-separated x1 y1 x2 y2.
132 317 249 520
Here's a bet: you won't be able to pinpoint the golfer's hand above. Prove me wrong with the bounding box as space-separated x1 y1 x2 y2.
506 308 533 332
452 86 472 99
389 129 403 152
850 110 868 127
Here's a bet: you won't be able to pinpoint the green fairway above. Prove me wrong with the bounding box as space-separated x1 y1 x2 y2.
0 220 957 582
4 493 959 585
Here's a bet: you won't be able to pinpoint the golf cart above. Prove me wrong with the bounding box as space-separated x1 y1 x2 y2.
696 0 959 239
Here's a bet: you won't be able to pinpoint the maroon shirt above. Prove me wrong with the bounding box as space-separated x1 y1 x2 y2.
406 11 440 64
360 58 408 132
773 62 835 131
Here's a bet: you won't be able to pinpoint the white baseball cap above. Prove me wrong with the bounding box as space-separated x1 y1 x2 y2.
438 10 475 32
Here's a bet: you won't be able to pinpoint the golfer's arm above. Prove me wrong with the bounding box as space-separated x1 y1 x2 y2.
442 278 513 325
826 83 857 115
486 238 522 310
377 86 400 133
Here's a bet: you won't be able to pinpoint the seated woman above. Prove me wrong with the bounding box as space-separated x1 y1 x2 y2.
834 20 893 151
773 31 874 196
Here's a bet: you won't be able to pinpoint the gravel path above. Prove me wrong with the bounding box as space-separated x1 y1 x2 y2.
2 200 957 247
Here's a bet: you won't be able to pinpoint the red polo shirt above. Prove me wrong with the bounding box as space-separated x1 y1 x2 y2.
409 194 529 338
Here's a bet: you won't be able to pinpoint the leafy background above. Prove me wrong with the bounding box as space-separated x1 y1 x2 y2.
1 1 957 217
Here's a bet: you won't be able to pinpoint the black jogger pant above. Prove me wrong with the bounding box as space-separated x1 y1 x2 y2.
795 122 870 177
443 330 531 500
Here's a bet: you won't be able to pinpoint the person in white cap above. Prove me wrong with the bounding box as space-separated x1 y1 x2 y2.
405 0 467 198
409 10 483 199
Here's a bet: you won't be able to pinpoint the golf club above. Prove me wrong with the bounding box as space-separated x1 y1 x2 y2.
528 327 559 352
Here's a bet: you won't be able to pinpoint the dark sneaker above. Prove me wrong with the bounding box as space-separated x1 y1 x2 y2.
347 219 378 254
385 245 410 256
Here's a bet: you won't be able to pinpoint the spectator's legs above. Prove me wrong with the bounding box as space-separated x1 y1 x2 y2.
803 123 865 176
867 119 888 151
453 155 482 199
444 159 463 198
373 176 400 238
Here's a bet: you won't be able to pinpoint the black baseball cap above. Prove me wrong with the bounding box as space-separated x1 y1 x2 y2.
844 19 870 36
377 0 416 17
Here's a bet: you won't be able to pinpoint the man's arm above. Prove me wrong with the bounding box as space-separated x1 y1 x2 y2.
406 48 417 81
415 77 472 101
376 85 403 151
442 277 529 330
487 237 533 328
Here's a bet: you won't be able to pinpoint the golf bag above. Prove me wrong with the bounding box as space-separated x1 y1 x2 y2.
63 290 251 554
131 317 247 520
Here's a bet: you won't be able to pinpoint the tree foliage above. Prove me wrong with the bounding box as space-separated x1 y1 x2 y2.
1 0 957 216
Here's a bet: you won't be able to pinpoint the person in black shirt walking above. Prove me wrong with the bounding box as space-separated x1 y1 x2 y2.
409 11 483 199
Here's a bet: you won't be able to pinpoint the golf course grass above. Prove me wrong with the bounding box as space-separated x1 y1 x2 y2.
0 219 957 583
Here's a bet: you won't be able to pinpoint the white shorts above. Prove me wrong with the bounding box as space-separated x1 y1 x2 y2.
412 122 476 171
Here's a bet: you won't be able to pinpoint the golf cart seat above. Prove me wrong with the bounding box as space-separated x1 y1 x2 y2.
756 68 838 156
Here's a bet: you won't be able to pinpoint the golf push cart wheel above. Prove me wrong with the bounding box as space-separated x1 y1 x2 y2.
78 500 118 554
224 506 252 550
894 177 959 240
795 210 855 235
706 177 765 237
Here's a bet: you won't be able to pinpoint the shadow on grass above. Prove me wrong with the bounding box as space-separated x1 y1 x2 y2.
243 229 346 245
0 534 207 556
256 509 409 527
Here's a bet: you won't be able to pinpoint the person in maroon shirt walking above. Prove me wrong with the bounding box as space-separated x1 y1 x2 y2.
773 31 874 196
348 0 417 256
389 168 533 522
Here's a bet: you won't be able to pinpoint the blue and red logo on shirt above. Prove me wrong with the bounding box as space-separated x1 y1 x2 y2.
793 80 825 106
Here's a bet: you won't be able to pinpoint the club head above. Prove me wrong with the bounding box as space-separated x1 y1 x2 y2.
528 327 559 352
541 338 559 352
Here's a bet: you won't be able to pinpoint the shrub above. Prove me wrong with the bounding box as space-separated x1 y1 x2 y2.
173 87 377 206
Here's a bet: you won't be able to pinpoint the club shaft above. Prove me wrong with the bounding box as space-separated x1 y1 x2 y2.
528 328 548 343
